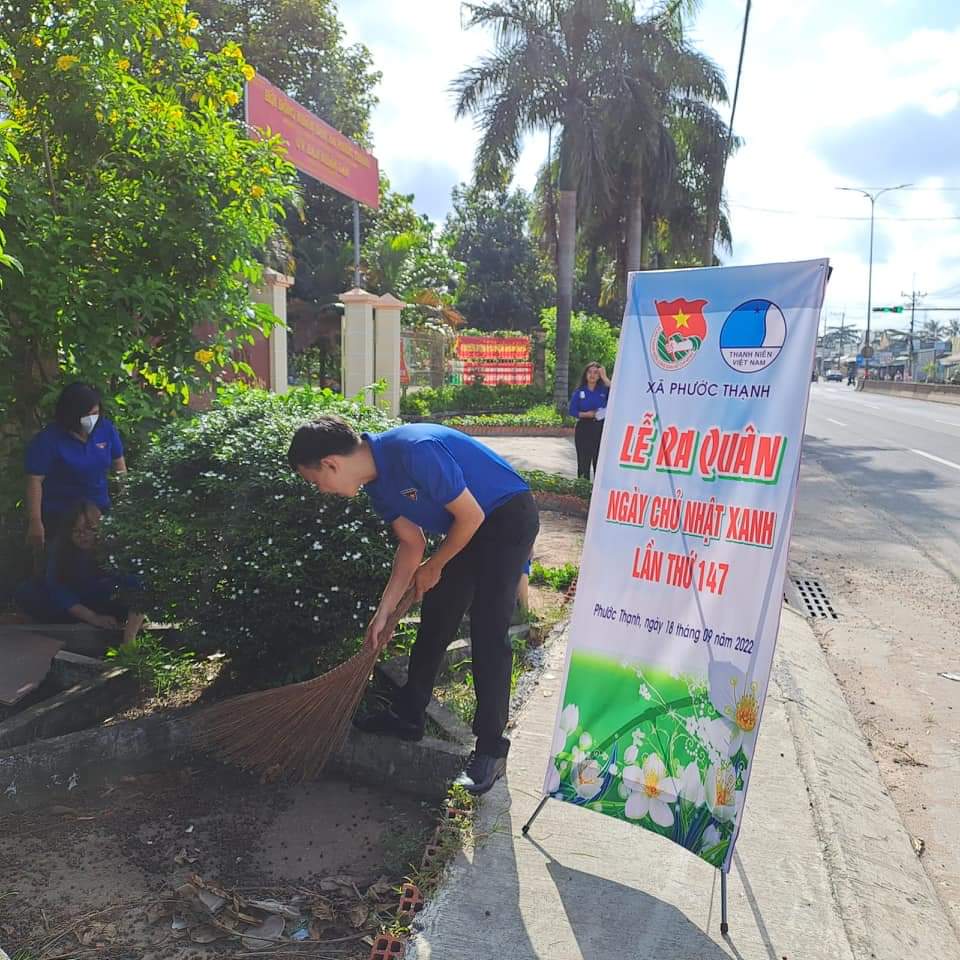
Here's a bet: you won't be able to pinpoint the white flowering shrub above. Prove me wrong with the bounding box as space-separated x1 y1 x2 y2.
104 386 398 680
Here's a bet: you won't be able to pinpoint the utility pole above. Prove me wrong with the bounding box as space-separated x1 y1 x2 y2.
901 289 926 380
837 183 912 378
837 312 845 369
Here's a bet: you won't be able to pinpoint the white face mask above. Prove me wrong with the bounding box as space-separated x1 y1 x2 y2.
80 414 99 434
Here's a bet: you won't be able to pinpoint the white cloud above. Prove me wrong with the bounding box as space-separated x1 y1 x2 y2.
338 0 960 326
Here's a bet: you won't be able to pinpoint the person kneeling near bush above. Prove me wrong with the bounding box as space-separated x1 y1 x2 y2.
16 500 145 644
288 415 539 796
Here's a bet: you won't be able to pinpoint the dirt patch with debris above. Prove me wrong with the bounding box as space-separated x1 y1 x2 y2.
0 766 434 959
527 509 584 619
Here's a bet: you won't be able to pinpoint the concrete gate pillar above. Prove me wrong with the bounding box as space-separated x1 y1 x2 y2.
340 287 379 405
249 268 295 393
373 294 405 416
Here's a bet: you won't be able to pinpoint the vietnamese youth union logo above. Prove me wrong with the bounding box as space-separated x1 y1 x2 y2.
652 298 709 371
720 299 786 373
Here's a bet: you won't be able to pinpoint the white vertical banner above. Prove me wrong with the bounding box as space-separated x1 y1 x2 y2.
544 260 829 871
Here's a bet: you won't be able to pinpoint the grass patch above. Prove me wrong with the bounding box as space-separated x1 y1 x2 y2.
105 633 197 699
520 469 593 502
529 561 579 593
434 633 533 726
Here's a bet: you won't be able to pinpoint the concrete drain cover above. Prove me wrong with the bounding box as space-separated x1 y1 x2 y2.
787 577 839 619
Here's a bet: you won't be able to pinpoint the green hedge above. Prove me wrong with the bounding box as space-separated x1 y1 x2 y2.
520 470 592 502
104 386 398 682
445 403 572 428
401 383 550 418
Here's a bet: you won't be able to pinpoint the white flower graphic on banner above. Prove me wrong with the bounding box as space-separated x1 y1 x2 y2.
701 825 722 851
709 661 760 760
573 757 605 802
552 703 580 755
678 761 705 806
622 754 678 827
706 762 742 823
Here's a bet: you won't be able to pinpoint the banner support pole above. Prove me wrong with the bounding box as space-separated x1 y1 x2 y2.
522 796 550 835
720 871 729 935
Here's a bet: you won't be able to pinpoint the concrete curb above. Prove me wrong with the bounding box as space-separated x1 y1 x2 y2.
0 708 467 810
775 606 960 958
0 666 137 751
454 425 575 438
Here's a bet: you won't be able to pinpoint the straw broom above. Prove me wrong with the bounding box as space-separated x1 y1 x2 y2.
192 587 417 781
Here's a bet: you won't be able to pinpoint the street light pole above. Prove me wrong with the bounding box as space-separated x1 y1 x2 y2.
837 183 912 378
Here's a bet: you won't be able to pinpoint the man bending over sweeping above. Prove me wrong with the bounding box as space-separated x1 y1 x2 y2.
288 416 539 795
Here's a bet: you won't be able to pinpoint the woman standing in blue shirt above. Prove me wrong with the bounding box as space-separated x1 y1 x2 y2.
24 382 126 552
568 361 611 480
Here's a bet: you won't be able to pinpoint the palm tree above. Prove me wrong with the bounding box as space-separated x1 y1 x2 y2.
529 8 730 313
454 0 644 408
922 318 947 342
946 318 960 338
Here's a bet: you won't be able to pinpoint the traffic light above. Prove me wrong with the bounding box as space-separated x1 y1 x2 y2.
872 305 904 313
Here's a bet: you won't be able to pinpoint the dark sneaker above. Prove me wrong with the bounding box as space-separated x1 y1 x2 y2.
454 751 507 796
353 707 424 742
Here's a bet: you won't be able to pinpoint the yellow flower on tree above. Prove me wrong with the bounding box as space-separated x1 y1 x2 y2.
194 349 215 364
223 90 240 107
117 58 130 71
187 15 200 30
223 43 243 60
249 185 265 199
32 35 44 47
241 64 255 82
56 55 80 71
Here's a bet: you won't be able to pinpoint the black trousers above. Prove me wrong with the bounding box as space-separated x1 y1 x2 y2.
574 418 604 480
393 491 540 758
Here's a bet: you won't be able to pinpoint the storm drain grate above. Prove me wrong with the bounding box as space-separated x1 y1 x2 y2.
789 577 839 619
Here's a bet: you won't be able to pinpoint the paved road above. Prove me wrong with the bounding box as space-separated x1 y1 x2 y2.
793 383 960 936
802 382 960 578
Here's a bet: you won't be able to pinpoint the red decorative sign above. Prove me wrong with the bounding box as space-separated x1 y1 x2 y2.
457 362 533 386
245 74 379 209
455 336 531 361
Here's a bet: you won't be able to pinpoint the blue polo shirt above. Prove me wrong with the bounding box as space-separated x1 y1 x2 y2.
569 384 609 417
24 418 124 518
362 424 529 534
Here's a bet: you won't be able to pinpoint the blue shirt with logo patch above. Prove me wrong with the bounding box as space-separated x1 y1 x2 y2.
568 384 609 417
362 424 529 534
24 419 124 519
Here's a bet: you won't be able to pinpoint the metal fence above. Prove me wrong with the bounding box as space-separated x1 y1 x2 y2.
401 328 447 389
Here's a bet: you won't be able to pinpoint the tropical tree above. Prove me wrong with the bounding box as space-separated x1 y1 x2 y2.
360 185 465 326
0 0 297 516
454 0 644 408
191 0 382 308
442 181 554 330
947 318 960 338
820 326 862 354
921 318 947 343
0 39 19 282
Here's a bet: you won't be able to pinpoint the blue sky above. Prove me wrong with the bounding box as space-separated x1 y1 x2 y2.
339 0 960 333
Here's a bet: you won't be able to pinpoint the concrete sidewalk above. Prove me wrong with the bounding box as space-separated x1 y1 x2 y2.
413 434 960 960
407 607 960 960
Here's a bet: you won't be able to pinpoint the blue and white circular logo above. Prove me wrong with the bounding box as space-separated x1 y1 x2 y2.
719 299 786 373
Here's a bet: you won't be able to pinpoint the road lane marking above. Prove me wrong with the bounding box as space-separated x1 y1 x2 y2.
858 400 882 409
825 418 847 427
935 419 960 427
911 449 960 472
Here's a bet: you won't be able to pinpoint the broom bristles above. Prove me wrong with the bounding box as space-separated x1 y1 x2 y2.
192 587 417 781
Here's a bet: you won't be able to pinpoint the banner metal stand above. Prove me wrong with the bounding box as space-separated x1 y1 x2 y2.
522 796 731 935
